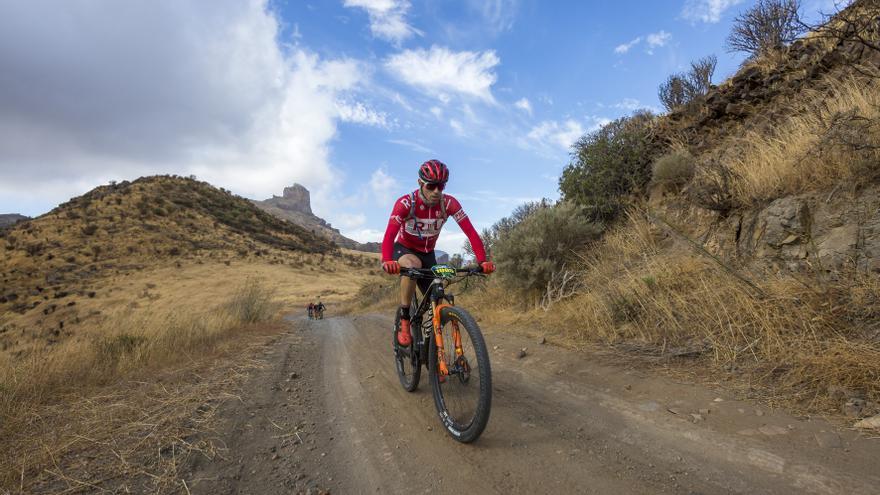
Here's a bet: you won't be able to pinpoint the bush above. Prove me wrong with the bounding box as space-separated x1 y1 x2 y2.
652 151 695 187
559 111 660 222
494 202 602 298
227 278 277 323
464 199 552 258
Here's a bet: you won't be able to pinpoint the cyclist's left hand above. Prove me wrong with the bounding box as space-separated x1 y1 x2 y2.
480 261 495 274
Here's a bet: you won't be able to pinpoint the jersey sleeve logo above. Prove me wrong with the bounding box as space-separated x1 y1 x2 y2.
453 209 467 222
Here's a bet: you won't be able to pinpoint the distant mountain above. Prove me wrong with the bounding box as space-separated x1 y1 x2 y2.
252 184 381 253
0 214 30 228
435 250 450 264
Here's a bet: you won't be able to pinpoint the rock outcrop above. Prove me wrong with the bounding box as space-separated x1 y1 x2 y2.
252 184 381 253
652 185 880 275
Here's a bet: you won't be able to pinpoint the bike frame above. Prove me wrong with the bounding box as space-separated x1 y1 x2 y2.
402 267 480 377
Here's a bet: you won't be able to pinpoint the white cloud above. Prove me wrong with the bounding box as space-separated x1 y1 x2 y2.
343 0 419 44
449 119 465 135
615 30 671 55
430 106 443 119
525 117 610 152
336 100 389 127
614 98 643 111
681 0 744 23
344 227 386 245
645 30 671 54
472 0 519 33
369 168 399 204
514 97 532 115
527 120 585 150
614 37 642 54
0 0 366 212
335 212 367 230
388 138 432 153
385 46 500 103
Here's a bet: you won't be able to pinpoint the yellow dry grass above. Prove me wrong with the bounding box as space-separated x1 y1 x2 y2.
712 71 880 204
0 252 381 490
470 211 880 415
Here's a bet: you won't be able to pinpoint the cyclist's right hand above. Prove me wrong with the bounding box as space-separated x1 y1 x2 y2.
382 260 400 274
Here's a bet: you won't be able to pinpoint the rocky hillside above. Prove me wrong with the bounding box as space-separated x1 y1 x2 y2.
252 184 381 253
0 176 337 344
0 214 29 229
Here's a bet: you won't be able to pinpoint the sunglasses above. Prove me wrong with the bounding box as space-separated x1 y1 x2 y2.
424 182 446 191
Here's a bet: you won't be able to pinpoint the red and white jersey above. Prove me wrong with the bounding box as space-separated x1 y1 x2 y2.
381 190 486 262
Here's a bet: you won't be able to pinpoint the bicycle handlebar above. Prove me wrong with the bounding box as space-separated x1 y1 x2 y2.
399 266 484 279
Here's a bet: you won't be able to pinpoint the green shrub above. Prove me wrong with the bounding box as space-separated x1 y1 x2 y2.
559 111 660 223
494 201 602 298
652 151 695 186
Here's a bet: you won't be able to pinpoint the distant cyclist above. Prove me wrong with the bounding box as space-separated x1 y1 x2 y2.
307 302 314 320
314 300 326 320
380 160 494 347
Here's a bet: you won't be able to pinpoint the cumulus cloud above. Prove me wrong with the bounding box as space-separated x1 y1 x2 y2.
681 0 744 23
514 97 532 115
385 46 500 103
343 0 420 44
0 0 366 213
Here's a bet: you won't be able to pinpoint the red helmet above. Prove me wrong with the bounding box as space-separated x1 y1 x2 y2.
418 159 449 184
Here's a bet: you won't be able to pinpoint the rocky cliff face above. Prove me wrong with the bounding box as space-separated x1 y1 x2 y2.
252 184 380 253
651 185 880 276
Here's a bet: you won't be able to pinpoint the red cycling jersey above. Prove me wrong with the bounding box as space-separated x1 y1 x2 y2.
381 190 487 263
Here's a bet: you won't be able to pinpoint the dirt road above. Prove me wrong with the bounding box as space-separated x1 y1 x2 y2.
184 314 880 494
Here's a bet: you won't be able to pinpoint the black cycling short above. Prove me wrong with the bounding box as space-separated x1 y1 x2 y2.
392 242 436 295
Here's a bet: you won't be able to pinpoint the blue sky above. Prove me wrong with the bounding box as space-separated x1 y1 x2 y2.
0 0 841 254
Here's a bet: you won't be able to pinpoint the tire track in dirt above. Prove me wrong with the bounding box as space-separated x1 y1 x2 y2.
185 313 880 494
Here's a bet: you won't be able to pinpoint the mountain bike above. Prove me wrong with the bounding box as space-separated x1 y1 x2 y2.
393 265 492 443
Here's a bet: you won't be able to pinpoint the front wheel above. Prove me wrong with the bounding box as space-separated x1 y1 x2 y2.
429 306 492 443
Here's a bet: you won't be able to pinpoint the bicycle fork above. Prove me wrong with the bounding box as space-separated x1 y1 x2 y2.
431 303 464 377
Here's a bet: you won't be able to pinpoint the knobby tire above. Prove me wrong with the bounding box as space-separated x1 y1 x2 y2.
429 306 492 443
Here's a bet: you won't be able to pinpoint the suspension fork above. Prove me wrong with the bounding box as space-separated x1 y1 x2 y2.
432 301 463 376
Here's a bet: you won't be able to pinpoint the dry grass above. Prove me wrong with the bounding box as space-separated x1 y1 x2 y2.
472 211 880 416
0 252 380 492
0 278 282 490
710 71 880 204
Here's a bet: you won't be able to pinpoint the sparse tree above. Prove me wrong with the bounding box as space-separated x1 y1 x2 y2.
659 74 690 111
687 55 717 95
726 0 806 57
658 55 716 112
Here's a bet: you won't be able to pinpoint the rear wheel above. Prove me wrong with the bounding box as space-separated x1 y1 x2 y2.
394 312 420 392
429 306 492 443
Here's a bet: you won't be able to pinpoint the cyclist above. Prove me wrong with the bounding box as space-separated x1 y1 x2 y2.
307 302 314 320
314 300 326 319
380 159 495 347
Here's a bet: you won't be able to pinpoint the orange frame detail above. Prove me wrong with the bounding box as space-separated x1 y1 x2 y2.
432 303 454 376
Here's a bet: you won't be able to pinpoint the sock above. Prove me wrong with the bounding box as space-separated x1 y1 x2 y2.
398 305 410 321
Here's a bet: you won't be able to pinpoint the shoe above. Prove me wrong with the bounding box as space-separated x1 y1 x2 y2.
397 319 412 347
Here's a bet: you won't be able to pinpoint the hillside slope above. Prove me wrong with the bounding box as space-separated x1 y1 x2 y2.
0 175 379 357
